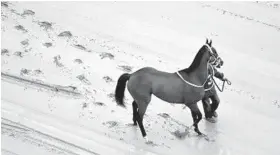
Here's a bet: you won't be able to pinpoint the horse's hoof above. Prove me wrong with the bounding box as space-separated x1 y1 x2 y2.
144 137 155 145
197 131 205 136
144 136 151 143
194 128 202 135
145 141 153 145
133 122 137 126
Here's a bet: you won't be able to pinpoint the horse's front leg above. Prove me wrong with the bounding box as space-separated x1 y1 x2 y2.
188 103 203 135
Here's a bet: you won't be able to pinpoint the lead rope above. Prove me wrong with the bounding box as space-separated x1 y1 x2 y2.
203 64 215 91
176 70 210 88
211 76 232 92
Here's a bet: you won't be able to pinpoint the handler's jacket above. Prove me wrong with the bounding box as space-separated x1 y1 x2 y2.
203 65 224 97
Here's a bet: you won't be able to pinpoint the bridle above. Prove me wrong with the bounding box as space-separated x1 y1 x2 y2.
204 43 219 66
212 57 222 68
205 56 232 92
176 44 217 88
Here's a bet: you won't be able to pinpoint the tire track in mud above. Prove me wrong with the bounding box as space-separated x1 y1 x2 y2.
1 118 99 155
1 72 82 98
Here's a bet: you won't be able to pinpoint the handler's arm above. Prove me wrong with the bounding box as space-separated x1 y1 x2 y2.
213 68 225 81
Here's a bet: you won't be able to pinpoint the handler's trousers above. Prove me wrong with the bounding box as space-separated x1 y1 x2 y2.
202 87 220 118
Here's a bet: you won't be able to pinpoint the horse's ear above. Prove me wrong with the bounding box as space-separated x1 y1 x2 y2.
209 40 212 46
206 38 209 44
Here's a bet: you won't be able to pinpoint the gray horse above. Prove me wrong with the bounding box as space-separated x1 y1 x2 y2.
115 39 220 141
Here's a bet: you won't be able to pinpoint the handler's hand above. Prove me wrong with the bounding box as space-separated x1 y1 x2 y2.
224 78 231 85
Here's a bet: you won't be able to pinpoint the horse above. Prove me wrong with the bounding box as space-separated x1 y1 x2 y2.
114 39 220 142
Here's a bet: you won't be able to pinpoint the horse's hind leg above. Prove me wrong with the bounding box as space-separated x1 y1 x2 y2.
135 102 148 138
132 101 138 125
188 103 203 135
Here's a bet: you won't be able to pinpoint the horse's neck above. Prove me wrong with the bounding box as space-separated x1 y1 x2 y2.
180 61 208 84
193 63 208 83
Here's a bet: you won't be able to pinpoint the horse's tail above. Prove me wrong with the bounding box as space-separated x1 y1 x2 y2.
115 73 131 108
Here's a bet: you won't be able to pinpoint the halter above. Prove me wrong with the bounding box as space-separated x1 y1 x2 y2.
204 44 218 65
204 44 214 55
176 44 216 88
212 57 221 67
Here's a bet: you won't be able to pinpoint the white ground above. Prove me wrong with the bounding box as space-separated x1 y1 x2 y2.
1 1 280 155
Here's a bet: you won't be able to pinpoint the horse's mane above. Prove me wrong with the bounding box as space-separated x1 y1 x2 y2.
181 45 206 74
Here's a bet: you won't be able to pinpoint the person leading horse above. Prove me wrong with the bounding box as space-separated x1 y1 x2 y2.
202 56 229 122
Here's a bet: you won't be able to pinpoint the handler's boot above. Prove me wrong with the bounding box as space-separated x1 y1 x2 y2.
205 112 216 123
206 117 217 123
205 111 218 123
205 111 212 119
212 111 218 118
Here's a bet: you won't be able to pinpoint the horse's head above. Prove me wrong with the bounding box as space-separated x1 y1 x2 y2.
184 39 222 73
215 57 223 68
203 39 220 66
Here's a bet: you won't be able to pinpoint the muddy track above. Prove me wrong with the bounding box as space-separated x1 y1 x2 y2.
2 149 20 155
1 118 99 155
202 3 280 31
1 72 82 98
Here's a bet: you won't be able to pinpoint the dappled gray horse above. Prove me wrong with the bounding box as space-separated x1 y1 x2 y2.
115 39 220 141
